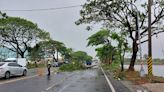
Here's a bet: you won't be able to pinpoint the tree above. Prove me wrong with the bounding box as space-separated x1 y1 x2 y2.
0 11 7 18
87 28 129 70
39 39 65 62
76 0 164 71
110 32 129 71
87 29 110 46
0 17 50 58
95 44 114 64
60 47 73 61
27 44 44 62
71 51 92 62
87 29 115 63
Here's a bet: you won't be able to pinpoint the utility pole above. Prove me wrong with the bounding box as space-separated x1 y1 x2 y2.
147 0 153 76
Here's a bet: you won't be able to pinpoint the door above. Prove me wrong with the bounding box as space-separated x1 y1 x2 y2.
8 63 18 75
15 64 23 75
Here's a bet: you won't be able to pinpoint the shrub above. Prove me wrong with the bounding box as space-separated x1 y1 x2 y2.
59 61 85 71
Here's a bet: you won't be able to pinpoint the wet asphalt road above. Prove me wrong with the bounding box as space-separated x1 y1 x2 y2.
0 69 112 92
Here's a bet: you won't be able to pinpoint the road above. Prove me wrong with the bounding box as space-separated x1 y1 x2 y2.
0 68 113 92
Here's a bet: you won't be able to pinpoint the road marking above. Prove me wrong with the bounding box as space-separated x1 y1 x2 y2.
101 67 116 92
57 76 80 92
0 75 38 85
45 77 66 91
44 72 78 91
57 82 72 92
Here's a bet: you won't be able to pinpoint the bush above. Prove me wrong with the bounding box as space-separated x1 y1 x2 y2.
59 61 85 72
102 62 120 72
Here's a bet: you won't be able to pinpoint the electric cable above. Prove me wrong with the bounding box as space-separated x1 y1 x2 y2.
0 5 82 12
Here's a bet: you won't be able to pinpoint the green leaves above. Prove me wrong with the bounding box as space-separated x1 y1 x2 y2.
0 11 7 18
87 29 109 46
71 51 92 62
0 16 50 58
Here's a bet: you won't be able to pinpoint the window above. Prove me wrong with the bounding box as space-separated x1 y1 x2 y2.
4 60 17 62
8 63 17 67
8 63 22 67
0 63 4 66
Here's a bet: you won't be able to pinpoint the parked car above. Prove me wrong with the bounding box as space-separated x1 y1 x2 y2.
0 62 27 79
5 58 27 67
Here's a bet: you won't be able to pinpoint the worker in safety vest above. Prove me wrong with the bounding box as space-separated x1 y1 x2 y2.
47 59 52 76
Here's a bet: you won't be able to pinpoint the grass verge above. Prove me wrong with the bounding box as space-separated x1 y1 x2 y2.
115 69 164 84
102 63 164 84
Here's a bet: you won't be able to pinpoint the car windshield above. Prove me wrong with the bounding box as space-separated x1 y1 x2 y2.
0 63 5 66
4 60 16 62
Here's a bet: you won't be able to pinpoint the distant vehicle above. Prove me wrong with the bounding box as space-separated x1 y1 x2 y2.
86 61 92 65
4 58 27 67
53 62 65 67
85 61 92 69
53 62 58 67
0 62 27 79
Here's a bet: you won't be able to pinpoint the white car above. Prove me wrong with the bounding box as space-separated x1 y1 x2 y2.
0 62 27 79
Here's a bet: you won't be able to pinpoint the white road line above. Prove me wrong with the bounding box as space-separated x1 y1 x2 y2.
57 76 80 92
57 83 71 92
0 75 38 85
45 77 65 91
101 67 116 92
44 72 79 91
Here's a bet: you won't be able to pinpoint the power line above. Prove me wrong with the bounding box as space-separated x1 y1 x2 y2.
0 5 82 12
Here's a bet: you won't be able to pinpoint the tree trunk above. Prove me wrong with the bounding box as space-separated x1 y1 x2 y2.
121 49 126 72
52 52 58 62
121 61 124 71
120 53 124 72
56 50 58 62
19 52 25 58
108 57 111 64
128 41 138 71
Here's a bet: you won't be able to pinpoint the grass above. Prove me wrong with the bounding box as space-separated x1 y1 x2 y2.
115 69 164 84
102 62 120 72
102 62 164 84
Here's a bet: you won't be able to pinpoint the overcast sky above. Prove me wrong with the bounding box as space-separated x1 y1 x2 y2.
0 0 164 59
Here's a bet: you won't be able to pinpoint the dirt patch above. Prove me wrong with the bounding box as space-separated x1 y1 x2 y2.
117 70 164 84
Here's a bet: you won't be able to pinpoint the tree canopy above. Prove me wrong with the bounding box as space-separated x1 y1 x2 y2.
71 51 92 62
77 0 164 71
0 17 50 58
